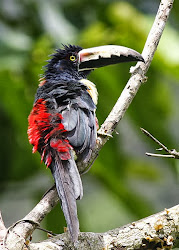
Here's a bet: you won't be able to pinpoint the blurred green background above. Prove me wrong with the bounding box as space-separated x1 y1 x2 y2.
0 0 179 242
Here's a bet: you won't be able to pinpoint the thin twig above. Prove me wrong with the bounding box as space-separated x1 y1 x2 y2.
140 128 170 153
36 226 58 236
141 127 179 159
146 152 175 158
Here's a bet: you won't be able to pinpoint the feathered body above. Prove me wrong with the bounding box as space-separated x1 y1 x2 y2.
28 44 144 242
28 45 98 242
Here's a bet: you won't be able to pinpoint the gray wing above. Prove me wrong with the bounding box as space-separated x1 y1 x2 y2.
61 102 97 163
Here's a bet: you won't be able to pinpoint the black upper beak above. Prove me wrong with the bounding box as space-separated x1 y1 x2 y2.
78 45 144 71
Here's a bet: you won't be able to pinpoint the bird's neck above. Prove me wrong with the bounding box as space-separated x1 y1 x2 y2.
38 75 98 106
79 79 98 105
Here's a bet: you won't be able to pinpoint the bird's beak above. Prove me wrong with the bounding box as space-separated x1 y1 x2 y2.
78 45 144 71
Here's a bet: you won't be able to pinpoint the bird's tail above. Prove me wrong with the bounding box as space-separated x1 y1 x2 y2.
50 150 83 242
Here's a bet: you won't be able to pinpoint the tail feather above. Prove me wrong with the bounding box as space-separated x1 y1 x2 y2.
68 158 83 200
50 150 83 242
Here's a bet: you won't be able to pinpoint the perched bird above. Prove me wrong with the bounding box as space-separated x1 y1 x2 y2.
28 44 144 242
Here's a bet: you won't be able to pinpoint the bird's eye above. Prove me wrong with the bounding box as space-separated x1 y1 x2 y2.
70 55 76 61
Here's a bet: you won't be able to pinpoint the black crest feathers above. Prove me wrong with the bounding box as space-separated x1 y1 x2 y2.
47 44 82 67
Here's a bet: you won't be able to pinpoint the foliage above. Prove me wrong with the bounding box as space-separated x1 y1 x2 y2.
0 0 178 239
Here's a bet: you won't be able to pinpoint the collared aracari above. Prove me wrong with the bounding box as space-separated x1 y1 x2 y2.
28 44 144 242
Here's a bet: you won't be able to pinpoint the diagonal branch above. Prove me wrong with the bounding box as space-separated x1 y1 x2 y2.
2 0 175 249
2 187 59 250
81 0 174 173
96 0 174 145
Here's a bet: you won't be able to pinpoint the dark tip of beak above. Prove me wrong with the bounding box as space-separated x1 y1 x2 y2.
115 53 145 63
139 55 145 63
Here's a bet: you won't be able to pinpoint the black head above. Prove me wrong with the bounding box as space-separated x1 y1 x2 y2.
44 44 144 82
45 45 91 81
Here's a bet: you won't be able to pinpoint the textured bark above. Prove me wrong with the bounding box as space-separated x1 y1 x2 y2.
1 205 179 249
28 205 179 249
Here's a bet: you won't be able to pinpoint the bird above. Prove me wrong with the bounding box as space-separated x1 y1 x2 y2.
28 44 144 242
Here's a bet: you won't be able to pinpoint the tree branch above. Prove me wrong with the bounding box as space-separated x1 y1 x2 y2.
1 0 175 249
80 0 174 172
98 0 174 135
0 212 7 247
2 187 59 250
141 127 179 159
26 205 179 249
1 204 179 249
